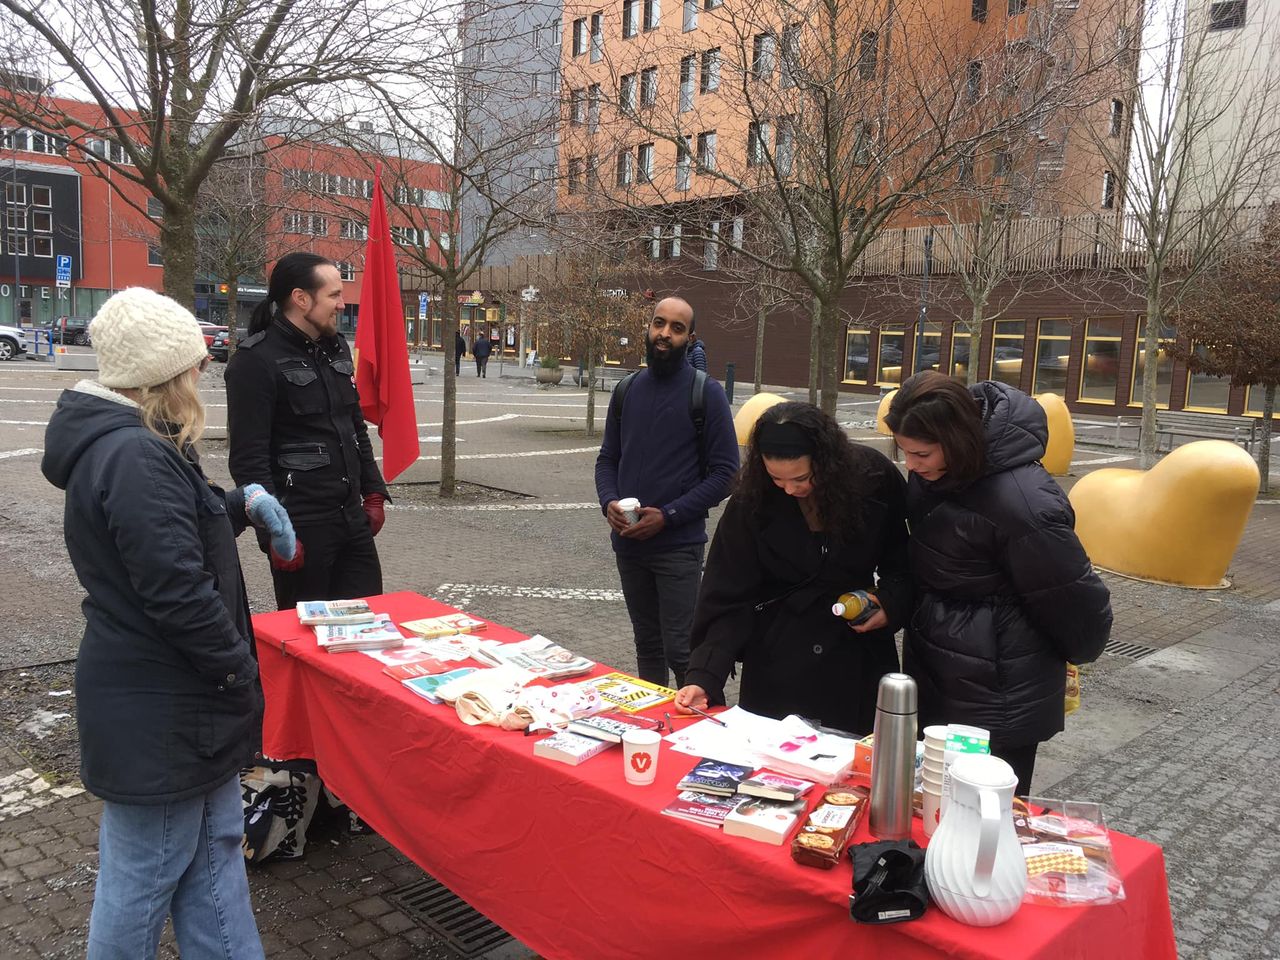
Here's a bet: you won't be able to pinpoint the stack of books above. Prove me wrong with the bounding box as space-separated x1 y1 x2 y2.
660 760 819 844
297 602 407 653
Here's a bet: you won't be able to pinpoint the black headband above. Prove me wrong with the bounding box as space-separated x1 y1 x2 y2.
756 419 815 458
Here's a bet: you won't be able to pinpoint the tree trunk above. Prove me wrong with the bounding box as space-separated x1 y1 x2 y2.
818 296 842 416
159 203 197 311
754 302 767 393
585 349 598 438
225 278 241 361
1139 280 1162 469
440 279 460 498
967 302 985 386
808 296 821 406
1260 384 1275 497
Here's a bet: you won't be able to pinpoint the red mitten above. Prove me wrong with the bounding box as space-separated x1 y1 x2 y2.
270 538 305 572
363 493 386 536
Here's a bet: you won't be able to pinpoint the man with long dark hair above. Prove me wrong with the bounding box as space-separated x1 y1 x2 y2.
594 297 739 687
225 252 388 610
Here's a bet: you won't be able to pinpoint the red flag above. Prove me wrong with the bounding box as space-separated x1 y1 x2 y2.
355 165 420 482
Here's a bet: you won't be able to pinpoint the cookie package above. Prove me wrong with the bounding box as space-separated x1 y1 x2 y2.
791 783 870 869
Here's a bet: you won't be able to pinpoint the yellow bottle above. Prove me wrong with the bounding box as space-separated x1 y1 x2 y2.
832 591 877 625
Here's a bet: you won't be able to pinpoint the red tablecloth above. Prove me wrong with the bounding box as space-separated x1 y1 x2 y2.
256 592 1177 960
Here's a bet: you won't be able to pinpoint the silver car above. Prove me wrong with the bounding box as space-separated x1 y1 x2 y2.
0 325 28 361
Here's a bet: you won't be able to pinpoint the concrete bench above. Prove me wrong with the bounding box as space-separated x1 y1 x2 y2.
1155 410 1258 453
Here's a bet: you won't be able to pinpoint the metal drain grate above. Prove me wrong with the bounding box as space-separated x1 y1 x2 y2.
1104 639 1158 661
385 875 514 958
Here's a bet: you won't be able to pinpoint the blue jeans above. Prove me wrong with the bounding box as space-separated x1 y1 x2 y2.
88 773 265 960
615 544 705 688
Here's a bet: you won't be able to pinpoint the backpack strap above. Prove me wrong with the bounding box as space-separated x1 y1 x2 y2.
691 369 708 480
608 370 641 439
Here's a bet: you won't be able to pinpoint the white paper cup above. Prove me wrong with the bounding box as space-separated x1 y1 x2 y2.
922 758 945 778
923 724 949 746
922 788 943 838
618 497 641 525
622 729 662 785
922 770 944 789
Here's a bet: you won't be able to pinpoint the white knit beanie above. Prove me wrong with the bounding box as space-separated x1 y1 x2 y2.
90 288 210 389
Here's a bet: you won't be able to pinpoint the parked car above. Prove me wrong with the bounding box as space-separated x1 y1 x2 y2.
46 315 92 346
208 327 246 363
198 323 227 348
0 324 28 361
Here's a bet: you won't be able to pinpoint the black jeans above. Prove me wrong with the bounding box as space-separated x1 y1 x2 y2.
989 739 1039 797
270 512 383 610
475 357 489 377
615 544 704 689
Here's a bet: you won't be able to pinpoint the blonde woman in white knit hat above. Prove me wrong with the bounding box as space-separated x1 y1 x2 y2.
41 287 299 959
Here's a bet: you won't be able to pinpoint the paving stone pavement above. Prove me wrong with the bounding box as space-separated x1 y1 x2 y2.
1 363 1278 958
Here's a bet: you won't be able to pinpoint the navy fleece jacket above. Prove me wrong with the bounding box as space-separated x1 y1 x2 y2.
594 365 739 556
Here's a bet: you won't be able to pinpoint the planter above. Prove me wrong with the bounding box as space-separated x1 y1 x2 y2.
536 366 564 385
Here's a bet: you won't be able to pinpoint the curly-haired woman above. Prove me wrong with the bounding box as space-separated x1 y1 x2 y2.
674 401 910 736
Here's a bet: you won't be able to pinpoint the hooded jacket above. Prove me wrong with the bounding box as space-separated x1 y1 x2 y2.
903 382 1111 746
42 381 262 804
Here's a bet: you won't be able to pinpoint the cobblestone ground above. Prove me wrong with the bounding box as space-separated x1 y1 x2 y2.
0 357 1276 958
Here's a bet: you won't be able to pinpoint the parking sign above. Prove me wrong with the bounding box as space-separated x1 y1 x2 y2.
418 292 428 320
55 255 72 289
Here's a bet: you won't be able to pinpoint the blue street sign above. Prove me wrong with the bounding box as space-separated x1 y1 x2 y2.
418 292 428 320
55 255 72 289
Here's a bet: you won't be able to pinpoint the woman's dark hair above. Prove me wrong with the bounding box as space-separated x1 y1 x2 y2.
248 252 338 335
884 371 986 486
736 401 871 542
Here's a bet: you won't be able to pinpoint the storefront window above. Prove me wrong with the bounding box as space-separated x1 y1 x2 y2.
1129 318 1175 407
1245 384 1280 417
914 321 942 373
1033 318 1072 395
989 319 1025 387
844 328 871 383
1185 343 1230 411
877 325 905 385
950 326 971 380
1079 317 1123 403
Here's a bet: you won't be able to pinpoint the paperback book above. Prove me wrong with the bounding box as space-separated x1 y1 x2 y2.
381 658 454 682
723 796 808 846
472 635 595 679
533 731 617 766
566 712 663 743
676 758 755 797
583 672 677 714
296 599 375 626
399 613 487 639
737 770 817 802
315 615 405 653
401 667 478 704
660 790 743 829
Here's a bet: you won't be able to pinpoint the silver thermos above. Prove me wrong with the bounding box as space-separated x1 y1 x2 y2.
869 672 917 840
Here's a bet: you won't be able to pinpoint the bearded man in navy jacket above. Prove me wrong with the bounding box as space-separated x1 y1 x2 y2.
595 297 740 687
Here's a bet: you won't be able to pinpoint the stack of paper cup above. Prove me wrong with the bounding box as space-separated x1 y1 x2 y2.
920 725 948 838
939 723 991 822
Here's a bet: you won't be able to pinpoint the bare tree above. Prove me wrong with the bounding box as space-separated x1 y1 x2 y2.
0 0 436 308
1083 0 1280 466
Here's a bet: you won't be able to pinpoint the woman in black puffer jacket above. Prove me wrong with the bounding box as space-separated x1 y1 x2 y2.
885 372 1112 794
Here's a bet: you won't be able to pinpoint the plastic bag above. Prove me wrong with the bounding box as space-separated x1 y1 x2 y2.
1013 797 1126 906
1064 663 1081 716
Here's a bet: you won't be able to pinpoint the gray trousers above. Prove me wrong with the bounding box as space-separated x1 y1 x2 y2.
615 544 705 689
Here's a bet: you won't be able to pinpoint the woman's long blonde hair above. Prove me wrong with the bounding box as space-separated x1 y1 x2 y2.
138 367 206 452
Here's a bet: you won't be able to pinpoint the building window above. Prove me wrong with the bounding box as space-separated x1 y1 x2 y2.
390 226 426 246
683 0 697 31
853 119 877 165
572 17 587 56
147 245 163 266
588 84 602 132
1008 0 1027 14
1244 384 1278 417
704 220 720 270
623 0 638 38
676 137 692 191
951 326 972 380
877 325 905 385
914 322 942 373
993 150 1011 177
1208 1 1247 30
284 213 329 236
649 224 662 259
146 196 163 218
616 150 634 186
1129 319 1176 407
776 117 794 176
752 33 776 81
1033 318 1073 395
1101 170 1116 209
667 224 682 258
858 32 878 80
567 158 583 194
989 319 1025 386
4 183 25 205
731 215 743 248
337 261 355 281
5 208 26 231
966 61 983 104
637 142 655 183
620 73 637 111
972 0 987 21
679 55 696 112
844 328 871 383
31 185 51 207
642 0 659 30
640 66 658 106
747 121 770 166
700 48 720 93
340 220 368 241
4 234 27 255
1186 343 1231 410
590 11 603 60
696 130 717 172
1109 99 1125 137
704 0 721 7
31 210 51 233
1079 317 1123 403
570 88 586 125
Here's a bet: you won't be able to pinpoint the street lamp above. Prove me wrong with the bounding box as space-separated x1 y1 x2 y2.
915 228 935 375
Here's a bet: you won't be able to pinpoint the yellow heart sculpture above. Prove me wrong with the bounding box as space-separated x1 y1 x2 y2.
733 391 788 447
876 389 898 437
1068 440 1259 587
1034 393 1074 476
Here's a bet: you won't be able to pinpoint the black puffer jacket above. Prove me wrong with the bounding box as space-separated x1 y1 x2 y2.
903 382 1111 747
42 383 262 804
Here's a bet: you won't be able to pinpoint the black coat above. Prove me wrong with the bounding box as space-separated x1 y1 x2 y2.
472 336 493 359
225 317 387 526
686 443 910 736
42 384 263 804
903 382 1112 747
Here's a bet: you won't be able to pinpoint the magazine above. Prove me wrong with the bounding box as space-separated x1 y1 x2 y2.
401 667 479 705
296 599 376 626
399 613 488 639
567 712 664 743
472 635 595 679
314 615 405 652
362 635 472 668
583 672 677 714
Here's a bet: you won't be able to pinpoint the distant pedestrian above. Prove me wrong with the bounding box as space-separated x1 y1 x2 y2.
688 332 707 372
42 288 295 959
595 297 739 687
454 330 466 376
473 333 493 377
